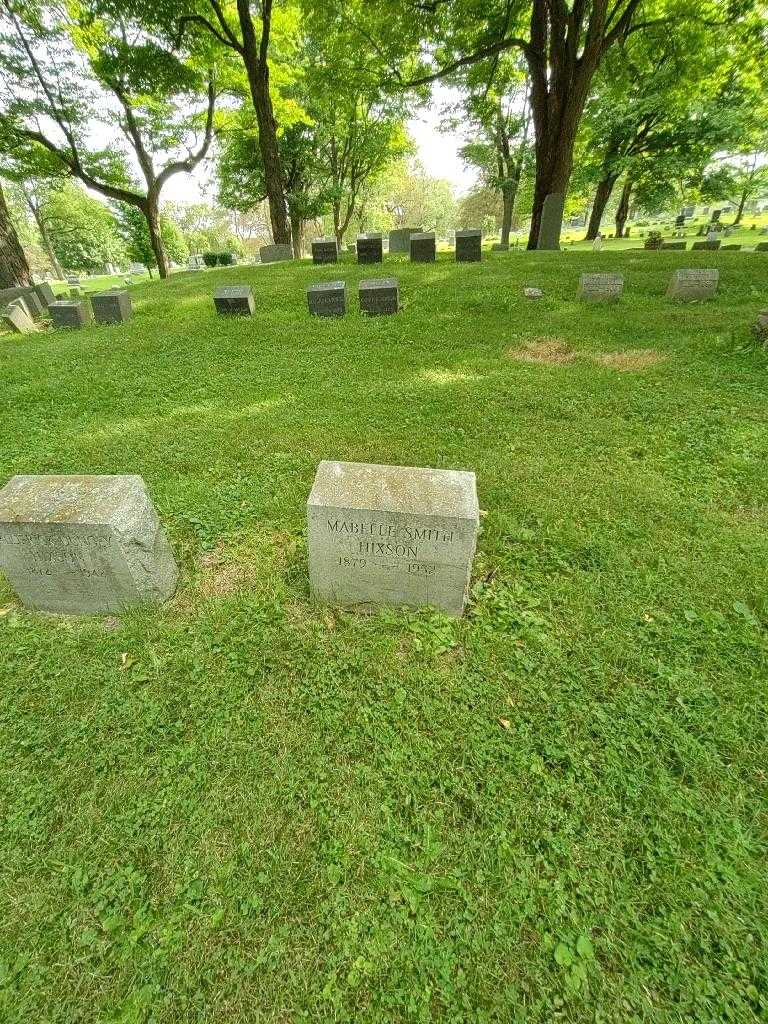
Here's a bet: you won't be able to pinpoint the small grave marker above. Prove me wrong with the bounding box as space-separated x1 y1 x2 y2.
2 301 37 334
359 278 399 315
259 244 293 264
311 238 338 264
692 240 721 251
307 460 479 616
523 287 543 299
410 232 436 263
92 289 132 324
213 285 255 316
577 272 624 303
455 229 482 262
356 234 383 264
307 281 346 317
666 268 719 301
48 299 92 329
388 227 423 253
0 474 178 614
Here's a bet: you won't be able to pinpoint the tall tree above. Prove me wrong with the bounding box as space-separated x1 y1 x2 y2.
0 0 215 278
0 177 30 287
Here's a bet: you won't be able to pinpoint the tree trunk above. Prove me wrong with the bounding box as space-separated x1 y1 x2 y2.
526 106 583 250
586 174 619 240
144 196 168 279
500 185 514 246
734 189 748 225
30 204 64 278
290 210 303 258
247 65 290 245
614 179 633 238
0 183 32 289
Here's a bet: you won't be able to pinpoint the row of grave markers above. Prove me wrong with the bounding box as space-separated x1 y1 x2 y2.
311 230 481 265
1 281 133 334
0 463 479 618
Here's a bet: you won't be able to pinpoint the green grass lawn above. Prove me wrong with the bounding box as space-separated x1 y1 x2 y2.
1 250 767 1022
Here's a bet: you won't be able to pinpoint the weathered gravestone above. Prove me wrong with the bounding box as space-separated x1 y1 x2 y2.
66 276 81 287
538 192 565 250
410 232 436 263
307 281 346 318
259 244 293 264
48 299 92 329
455 229 482 262
577 272 624 303
0 474 178 614
2 301 37 335
753 309 768 344
661 241 687 250
721 244 742 251
213 285 255 316
491 242 509 252
128 263 146 275
356 234 383 264
307 460 479 616
311 238 338 264
692 240 721 251
756 242 768 252
388 227 423 254
92 289 132 324
359 277 399 315
666 268 719 301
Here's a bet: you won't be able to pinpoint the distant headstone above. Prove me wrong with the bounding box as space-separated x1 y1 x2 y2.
755 242 768 252
356 234 383 264
307 460 479 617
693 240 721 251
359 277 399 315
259 244 293 264
675 214 686 228
409 232 436 262
666 268 719 301
711 209 722 222
128 263 146 275
311 238 338 264
537 192 565 250
577 272 624 303
455 229 482 262
49 299 92 329
491 242 509 252
0 474 178 615
92 289 132 324
682 206 695 219
213 285 255 316
388 227 423 254
307 280 346 318
523 287 543 299
721 244 742 251
34 281 56 308
66 276 81 287
2 301 37 335
660 241 687 250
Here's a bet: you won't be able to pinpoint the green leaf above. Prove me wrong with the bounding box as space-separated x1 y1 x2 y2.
576 934 595 959
554 942 573 966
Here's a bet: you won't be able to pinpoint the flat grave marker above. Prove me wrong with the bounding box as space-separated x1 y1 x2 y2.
692 240 721 251
410 232 436 263
48 299 92 329
307 460 479 616
213 285 255 316
307 280 346 318
259 243 293 264
359 277 399 315
667 268 719 301
577 272 624 303
0 474 178 615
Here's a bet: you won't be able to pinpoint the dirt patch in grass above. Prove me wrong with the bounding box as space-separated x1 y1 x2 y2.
507 337 577 365
508 338 665 372
198 546 250 598
594 348 666 371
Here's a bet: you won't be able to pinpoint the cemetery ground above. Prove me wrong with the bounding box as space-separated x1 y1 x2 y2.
1 250 767 1022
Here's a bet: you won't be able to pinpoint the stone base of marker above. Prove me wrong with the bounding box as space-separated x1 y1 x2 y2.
491 242 509 252
307 460 479 617
660 241 687 250
356 234 383 264
259 243 293 264
0 475 178 615
308 281 346 317
692 240 721 251
359 278 399 315
388 227 423 254
2 301 37 334
214 285 254 316
311 238 338 264
577 273 624 302
92 289 132 324
410 232 436 263
667 269 719 301
49 299 92 329
455 229 482 262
